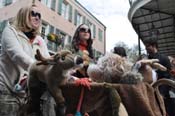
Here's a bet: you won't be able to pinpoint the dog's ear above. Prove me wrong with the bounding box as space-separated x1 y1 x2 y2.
60 50 72 57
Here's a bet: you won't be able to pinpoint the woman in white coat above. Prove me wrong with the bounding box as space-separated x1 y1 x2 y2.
0 5 50 116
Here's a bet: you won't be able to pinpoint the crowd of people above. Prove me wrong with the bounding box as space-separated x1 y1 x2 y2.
0 4 175 116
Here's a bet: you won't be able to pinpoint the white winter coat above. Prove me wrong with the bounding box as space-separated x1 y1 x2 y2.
0 25 50 90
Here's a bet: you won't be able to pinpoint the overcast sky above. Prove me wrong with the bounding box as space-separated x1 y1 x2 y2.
77 0 144 52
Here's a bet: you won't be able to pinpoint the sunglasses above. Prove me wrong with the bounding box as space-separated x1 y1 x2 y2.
30 11 41 19
79 28 90 33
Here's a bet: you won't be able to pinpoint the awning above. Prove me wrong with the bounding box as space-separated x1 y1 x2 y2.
128 0 175 57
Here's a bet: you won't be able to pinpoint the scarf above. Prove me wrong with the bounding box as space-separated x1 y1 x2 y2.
79 41 88 51
23 30 36 43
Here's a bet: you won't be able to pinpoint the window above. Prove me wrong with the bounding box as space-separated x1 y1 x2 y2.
51 0 56 11
56 28 59 35
74 10 77 25
0 0 12 7
57 0 63 15
58 0 70 20
93 49 96 58
86 20 95 39
47 41 57 52
68 5 72 22
89 24 94 38
98 29 103 42
86 19 90 26
76 13 83 26
0 21 6 32
93 24 96 38
87 22 94 38
82 16 86 24
0 0 3 8
59 32 66 47
0 20 7 54
41 24 47 39
49 25 54 33
41 0 48 5
68 36 72 43
47 25 56 51
50 29 66 50
63 35 69 45
40 0 51 8
61 1 69 20
74 10 83 26
0 20 7 40
5 0 12 6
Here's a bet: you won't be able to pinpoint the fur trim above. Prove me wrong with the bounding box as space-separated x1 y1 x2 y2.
87 64 106 82
120 71 143 84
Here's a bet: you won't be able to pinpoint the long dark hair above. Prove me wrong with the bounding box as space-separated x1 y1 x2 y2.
72 24 93 58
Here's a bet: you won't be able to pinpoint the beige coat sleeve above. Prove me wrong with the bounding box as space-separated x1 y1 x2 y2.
1 26 34 70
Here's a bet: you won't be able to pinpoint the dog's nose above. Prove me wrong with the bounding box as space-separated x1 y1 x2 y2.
74 56 83 65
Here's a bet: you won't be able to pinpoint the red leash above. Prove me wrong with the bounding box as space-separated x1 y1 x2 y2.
76 87 85 112
66 78 91 116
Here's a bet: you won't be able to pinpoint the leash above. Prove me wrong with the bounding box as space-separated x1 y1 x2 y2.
75 87 85 116
66 78 91 116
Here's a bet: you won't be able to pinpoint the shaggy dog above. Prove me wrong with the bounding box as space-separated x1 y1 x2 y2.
87 52 167 84
87 53 143 84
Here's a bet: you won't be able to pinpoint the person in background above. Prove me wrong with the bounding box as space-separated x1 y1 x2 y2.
113 46 127 58
144 38 175 116
65 23 93 116
0 5 50 116
72 24 93 59
113 46 134 66
71 24 94 78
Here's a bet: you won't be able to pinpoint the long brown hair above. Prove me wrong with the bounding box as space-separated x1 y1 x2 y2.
72 24 93 58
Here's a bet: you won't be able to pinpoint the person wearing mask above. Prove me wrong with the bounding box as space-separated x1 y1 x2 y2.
0 5 50 116
144 38 175 116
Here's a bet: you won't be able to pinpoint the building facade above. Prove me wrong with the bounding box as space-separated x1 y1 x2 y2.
0 0 106 57
128 0 175 56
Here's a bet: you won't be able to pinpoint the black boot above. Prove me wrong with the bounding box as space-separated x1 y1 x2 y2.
55 103 66 116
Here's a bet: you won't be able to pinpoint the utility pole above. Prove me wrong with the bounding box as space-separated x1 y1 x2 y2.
128 0 132 6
